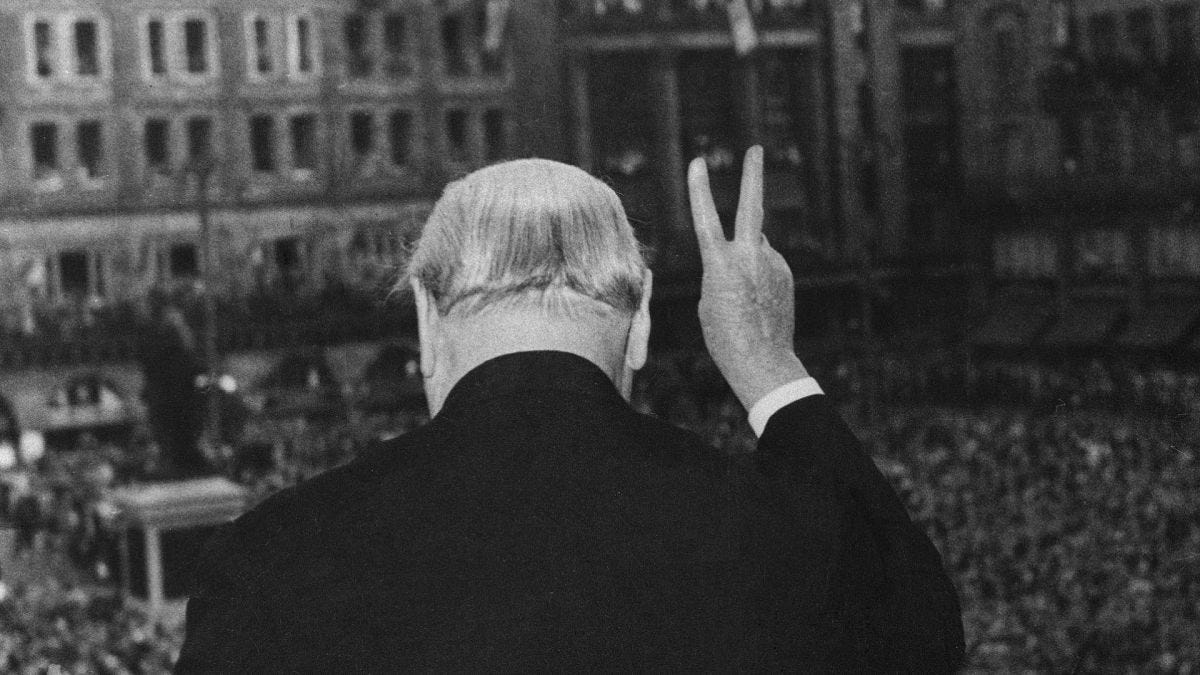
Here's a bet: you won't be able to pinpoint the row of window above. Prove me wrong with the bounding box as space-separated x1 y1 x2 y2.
30 227 412 303
24 108 509 191
1081 3 1196 60
993 227 1200 279
23 6 505 86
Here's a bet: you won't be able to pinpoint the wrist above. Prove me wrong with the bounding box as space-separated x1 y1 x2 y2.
728 351 809 412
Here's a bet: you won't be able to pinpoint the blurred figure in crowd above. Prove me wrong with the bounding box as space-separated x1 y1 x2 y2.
178 149 963 671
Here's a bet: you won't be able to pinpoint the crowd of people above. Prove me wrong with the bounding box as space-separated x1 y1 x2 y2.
636 350 1200 672
0 347 1197 672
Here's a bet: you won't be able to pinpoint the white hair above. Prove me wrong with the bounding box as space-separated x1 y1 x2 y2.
402 159 648 316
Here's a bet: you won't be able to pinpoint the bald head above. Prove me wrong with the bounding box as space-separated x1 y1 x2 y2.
403 159 648 317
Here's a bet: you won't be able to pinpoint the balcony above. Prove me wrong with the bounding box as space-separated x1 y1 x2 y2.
560 0 818 35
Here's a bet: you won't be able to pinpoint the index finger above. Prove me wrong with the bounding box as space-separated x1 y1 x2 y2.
687 157 724 261
734 145 764 245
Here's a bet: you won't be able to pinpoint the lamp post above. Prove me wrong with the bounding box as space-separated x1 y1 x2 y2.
185 153 222 455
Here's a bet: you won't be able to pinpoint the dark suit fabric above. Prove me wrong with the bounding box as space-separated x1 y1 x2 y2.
177 351 963 673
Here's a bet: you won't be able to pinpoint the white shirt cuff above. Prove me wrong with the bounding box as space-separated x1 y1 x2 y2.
747 377 824 437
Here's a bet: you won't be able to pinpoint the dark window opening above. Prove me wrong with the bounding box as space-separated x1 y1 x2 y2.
74 21 99 76
759 50 813 174
274 237 301 271
77 121 105 179
477 6 504 75
350 112 374 157
388 111 412 165
169 243 199 278
587 53 656 182
344 15 372 77
254 17 273 73
31 123 59 180
445 109 470 160
483 108 506 162
995 27 1020 100
1087 14 1118 62
250 115 276 172
35 21 55 78
290 114 317 170
186 117 212 162
1167 5 1195 57
1127 9 1156 63
1061 115 1083 171
296 17 314 73
59 251 90 297
249 114 274 170
184 19 208 73
680 50 742 175
383 13 411 77
144 119 171 173
147 20 166 74
442 15 469 76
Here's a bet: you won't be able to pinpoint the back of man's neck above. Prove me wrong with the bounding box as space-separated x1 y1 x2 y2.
433 307 629 408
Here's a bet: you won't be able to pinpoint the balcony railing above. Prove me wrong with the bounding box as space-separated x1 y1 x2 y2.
561 0 817 33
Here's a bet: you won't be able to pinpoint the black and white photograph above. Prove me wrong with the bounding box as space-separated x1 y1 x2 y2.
0 0 1197 671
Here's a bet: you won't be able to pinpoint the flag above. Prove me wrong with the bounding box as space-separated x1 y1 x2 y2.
726 0 758 57
484 0 512 53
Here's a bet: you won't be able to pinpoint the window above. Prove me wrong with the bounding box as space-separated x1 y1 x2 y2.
1127 9 1156 63
292 16 315 74
483 109 506 162
993 23 1023 102
383 13 412 76
147 20 166 74
344 15 372 77
144 119 171 175
388 111 412 165
274 237 302 271
186 117 213 162
168 243 199 278
73 20 99 76
477 4 505 75
442 16 469 76
1092 112 1123 171
30 123 60 181
1088 13 1118 61
680 51 741 175
445 109 470 161
184 18 209 73
143 15 217 80
252 17 274 74
34 20 55 78
350 112 375 158
250 115 276 172
1166 4 1194 57
290 114 317 171
758 50 811 172
77 121 105 180
59 251 91 297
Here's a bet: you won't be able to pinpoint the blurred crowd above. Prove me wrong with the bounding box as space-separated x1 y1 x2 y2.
0 349 1197 672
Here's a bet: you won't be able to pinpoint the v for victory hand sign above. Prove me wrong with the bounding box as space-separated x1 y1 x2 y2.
688 145 809 411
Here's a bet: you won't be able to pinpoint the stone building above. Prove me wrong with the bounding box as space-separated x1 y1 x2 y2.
0 0 563 326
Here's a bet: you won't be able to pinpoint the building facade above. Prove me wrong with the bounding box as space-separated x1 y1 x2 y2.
0 0 563 336
561 0 1200 349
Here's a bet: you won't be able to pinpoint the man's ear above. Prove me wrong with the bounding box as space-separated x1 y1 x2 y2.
624 269 653 372
411 278 438 379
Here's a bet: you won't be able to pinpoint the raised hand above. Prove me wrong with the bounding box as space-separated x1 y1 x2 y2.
687 146 809 411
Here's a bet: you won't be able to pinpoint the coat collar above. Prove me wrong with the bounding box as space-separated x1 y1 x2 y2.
434 350 627 423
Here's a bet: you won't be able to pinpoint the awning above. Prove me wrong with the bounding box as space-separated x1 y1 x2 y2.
1039 301 1126 348
969 296 1053 348
1116 304 1200 349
